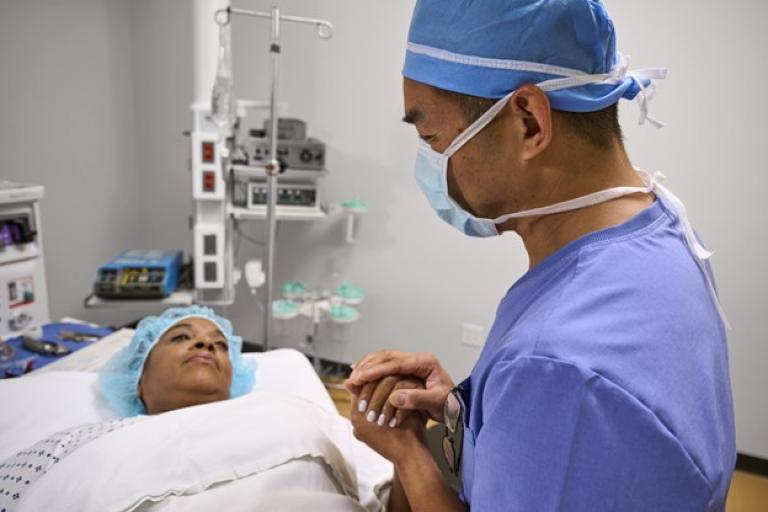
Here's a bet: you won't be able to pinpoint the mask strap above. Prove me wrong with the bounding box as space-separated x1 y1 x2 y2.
442 62 668 159
443 91 516 158
491 169 657 222
490 167 731 330
648 175 731 330
441 70 619 159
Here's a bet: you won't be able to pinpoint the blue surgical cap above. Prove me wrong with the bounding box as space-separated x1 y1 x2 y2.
403 0 662 116
99 306 255 417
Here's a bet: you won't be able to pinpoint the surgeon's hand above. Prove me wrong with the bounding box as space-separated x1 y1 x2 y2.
350 389 428 466
346 351 455 423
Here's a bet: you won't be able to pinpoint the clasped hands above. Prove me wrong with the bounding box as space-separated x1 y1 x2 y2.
344 350 455 465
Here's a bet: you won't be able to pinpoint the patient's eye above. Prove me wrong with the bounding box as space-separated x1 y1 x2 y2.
214 341 228 350
171 333 190 342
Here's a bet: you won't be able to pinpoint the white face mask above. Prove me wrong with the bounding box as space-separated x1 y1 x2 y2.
415 135 660 238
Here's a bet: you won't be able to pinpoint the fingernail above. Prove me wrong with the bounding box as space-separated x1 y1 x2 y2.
394 393 406 407
389 418 397 428
358 400 367 413
350 363 357 369
377 414 386 427
367 410 377 423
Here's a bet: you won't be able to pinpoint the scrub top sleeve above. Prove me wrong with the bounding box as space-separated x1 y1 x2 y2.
468 356 713 512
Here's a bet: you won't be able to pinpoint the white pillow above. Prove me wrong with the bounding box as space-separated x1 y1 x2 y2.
247 349 337 413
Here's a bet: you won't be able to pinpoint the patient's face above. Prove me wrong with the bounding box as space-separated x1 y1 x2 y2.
138 317 233 414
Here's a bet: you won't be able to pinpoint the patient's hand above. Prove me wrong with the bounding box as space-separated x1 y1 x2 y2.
350 378 428 465
345 351 454 423
355 375 425 429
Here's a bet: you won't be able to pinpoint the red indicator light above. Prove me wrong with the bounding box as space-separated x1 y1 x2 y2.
202 141 215 163
202 171 216 192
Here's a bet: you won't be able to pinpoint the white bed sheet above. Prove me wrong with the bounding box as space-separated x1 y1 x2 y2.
16 390 363 512
134 460 370 512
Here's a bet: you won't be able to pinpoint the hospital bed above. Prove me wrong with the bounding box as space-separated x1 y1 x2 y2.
0 329 392 511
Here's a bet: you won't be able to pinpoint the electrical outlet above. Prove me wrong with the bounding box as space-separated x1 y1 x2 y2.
461 323 485 348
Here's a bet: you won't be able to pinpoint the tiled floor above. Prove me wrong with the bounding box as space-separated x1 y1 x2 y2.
323 377 768 511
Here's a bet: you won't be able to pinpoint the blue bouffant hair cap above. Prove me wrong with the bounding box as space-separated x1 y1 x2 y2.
403 0 667 126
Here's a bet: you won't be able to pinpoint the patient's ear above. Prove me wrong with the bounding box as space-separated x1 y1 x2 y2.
137 380 151 413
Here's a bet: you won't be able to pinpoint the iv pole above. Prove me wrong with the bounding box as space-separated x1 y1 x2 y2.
214 7 334 352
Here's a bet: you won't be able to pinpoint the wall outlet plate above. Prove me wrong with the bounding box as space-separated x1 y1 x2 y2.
461 323 485 348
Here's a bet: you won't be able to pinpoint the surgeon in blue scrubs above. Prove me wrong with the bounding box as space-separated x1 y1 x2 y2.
346 1 736 511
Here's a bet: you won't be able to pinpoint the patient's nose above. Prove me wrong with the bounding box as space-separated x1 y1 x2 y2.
194 340 215 351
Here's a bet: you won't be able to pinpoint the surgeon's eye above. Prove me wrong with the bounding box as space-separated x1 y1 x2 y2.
171 333 190 342
419 133 436 143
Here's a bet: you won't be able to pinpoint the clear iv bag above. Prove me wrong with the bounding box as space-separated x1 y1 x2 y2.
211 22 236 137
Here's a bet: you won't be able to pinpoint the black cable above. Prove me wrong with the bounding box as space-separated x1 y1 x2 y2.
234 219 265 246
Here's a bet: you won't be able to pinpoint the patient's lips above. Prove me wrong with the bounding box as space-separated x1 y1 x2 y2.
185 352 219 369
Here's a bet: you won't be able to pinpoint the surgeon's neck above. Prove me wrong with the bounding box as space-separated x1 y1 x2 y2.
504 140 654 269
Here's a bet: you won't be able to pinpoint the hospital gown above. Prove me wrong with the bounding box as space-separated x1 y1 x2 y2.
459 198 736 511
0 417 142 511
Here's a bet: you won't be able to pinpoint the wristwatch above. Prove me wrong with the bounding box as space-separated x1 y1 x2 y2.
442 387 464 476
444 390 462 433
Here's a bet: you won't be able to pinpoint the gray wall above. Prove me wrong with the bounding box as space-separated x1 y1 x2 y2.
131 0 193 254
0 0 143 326
1 0 765 459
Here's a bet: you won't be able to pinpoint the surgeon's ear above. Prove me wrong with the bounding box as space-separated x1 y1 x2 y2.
509 84 553 161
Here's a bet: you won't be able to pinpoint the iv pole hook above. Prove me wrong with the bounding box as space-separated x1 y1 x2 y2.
214 6 335 39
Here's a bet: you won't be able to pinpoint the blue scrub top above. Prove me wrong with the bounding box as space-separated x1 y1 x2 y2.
460 198 735 511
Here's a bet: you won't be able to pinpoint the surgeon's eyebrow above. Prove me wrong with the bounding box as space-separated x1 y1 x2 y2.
402 108 423 125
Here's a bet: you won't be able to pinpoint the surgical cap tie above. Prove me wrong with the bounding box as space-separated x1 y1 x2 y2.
618 57 667 128
408 43 668 133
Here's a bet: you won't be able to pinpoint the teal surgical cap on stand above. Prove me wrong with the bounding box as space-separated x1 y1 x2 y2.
403 0 666 125
99 306 256 417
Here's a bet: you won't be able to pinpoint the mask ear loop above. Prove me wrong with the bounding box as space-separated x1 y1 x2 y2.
442 91 517 158
440 66 645 159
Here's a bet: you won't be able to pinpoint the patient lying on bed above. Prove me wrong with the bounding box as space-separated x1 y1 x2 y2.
99 305 256 417
0 307 402 512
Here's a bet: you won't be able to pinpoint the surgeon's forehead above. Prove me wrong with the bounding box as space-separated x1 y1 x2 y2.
402 77 462 126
